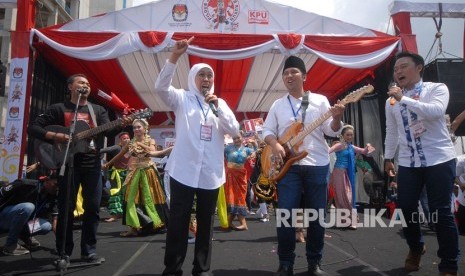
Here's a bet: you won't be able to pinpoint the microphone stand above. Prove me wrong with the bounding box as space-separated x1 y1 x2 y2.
52 92 81 275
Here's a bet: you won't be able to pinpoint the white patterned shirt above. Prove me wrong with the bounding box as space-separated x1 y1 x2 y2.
384 81 456 167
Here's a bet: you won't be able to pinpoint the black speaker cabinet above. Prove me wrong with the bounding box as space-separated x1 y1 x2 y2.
423 58 465 136
0 62 6 96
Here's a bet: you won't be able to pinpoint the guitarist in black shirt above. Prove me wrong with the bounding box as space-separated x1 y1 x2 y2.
28 74 132 264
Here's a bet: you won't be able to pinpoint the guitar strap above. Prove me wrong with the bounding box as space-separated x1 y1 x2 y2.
86 103 98 151
300 92 310 125
87 103 98 127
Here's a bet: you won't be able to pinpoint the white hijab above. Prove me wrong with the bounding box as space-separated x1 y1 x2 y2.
187 63 215 97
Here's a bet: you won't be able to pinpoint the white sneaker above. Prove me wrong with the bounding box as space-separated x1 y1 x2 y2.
3 244 30 256
260 214 270 222
20 236 40 250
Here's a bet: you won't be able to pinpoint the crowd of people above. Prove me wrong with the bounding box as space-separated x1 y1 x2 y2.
1 41 464 276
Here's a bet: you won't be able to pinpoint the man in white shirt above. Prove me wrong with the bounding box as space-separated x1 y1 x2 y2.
155 37 240 276
261 55 344 276
384 52 459 276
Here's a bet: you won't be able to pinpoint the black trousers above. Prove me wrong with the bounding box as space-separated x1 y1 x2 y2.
162 178 219 276
56 165 102 257
458 204 465 235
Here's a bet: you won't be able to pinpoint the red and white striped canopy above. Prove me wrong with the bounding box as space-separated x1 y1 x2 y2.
31 0 400 124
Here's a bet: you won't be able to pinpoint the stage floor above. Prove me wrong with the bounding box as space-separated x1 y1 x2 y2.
1 208 464 276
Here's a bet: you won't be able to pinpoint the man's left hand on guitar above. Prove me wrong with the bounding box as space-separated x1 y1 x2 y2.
121 115 134 127
330 100 345 120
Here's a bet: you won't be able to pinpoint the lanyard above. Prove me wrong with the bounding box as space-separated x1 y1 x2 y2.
400 81 426 167
287 92 309 123
401 81 423 122
287 95 302 122
407 81 423 99
195 95 211 122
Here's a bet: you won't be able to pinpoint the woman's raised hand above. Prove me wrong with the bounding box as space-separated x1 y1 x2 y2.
174 36 194 54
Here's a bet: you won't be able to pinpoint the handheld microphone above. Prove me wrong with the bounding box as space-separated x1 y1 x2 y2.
389 82 398 106
77 88 88 94
202 88 218 117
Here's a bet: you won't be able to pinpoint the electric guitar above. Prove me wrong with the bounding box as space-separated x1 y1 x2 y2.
34 108 153 169
260 85 374 182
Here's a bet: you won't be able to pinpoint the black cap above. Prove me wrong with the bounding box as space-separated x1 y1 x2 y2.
283 55 306 75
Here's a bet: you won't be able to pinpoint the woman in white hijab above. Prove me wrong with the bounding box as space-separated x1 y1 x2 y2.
155 37 240 276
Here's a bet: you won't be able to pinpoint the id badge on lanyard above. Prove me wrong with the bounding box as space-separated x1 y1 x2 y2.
410 120 427 139
196 95 214 141
200 123 213 141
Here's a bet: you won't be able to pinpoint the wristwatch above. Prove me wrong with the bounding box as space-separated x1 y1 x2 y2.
384 158 394 163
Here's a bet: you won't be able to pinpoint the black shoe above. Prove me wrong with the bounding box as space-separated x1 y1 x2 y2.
81 253 106 264
274 265 294 276
308 261 327 275
152 227 167 234
191 272 212 276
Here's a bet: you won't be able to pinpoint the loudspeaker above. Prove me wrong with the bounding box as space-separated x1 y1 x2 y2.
0 61 6 96
423 58 465 136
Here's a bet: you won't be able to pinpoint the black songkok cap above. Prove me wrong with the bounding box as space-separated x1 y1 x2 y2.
283 55 306 75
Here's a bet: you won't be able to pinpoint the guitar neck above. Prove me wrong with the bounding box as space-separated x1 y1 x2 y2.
290 111 333 146
283 85 373 152
75 118 122 140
